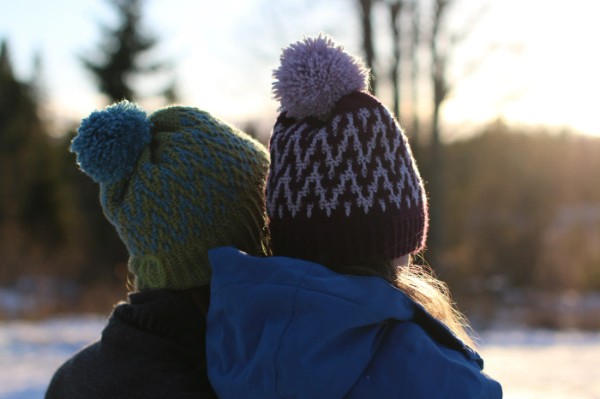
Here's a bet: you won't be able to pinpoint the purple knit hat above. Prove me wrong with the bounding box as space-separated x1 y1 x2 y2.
267 35 428 265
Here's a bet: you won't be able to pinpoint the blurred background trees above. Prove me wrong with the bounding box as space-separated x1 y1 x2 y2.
0 0 178 318
1 0 599 329
81 0 178 104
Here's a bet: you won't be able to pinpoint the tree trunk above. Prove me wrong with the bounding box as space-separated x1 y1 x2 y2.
427 0 451 270
358 0 377 94
389 1 403 120
409 0 420 153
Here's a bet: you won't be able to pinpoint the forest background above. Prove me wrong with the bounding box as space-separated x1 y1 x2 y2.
1 0 599 331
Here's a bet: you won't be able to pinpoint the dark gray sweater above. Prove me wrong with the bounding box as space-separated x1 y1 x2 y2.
45 290 217 398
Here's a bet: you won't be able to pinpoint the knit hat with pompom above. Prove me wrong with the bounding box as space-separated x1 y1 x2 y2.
71 102 270 290
266 35 428 265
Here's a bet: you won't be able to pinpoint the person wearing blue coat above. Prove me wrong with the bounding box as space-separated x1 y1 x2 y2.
206 35 502 398
207 247 501 398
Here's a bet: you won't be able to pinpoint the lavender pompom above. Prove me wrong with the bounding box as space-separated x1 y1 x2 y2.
272 35 369 120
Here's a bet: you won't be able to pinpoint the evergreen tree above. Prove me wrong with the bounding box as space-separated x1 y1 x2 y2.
0 39 71 281
81 0 172 102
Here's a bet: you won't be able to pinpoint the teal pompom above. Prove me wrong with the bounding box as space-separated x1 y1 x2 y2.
71 101 152 183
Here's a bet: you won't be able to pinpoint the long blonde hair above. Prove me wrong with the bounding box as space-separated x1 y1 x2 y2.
394 260 476 348
325 256 476 348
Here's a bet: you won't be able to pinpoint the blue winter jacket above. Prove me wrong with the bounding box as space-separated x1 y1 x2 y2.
206 247 502 398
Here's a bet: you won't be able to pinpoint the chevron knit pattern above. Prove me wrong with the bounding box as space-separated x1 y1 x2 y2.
267 91 428 263
76 104 270 290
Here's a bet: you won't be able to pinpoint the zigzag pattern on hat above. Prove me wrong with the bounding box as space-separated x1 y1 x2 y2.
103 132 234 254
103 108 265 250
267 106 423 219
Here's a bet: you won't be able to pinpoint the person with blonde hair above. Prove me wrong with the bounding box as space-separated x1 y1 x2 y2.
205 35 501 398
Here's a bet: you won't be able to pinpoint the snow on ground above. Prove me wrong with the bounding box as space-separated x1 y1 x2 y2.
479 329 600 399
0 317 600 399
0 316 106 399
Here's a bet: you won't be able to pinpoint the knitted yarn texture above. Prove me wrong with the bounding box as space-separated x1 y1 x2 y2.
273 35 369 120
72 102 270 290
267 36 428 264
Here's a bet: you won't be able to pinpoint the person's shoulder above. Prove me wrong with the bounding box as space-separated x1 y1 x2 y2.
45 340 102 398
57 340 103 370
208 247 327 289
352 321 502 398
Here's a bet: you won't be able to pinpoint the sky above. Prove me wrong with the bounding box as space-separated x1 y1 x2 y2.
1 0 600 139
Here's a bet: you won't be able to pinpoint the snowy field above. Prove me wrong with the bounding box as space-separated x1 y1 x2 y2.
1 317 600 399
479 329 600 398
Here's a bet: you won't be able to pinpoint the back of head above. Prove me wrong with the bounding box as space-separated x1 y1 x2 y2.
71 102 270 290
266 36 475 346
266 35 428 267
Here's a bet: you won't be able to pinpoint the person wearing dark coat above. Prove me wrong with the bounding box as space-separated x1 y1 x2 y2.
45 102 270 398
47 290 214 398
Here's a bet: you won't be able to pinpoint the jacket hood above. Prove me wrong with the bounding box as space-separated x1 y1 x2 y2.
206 247 487 399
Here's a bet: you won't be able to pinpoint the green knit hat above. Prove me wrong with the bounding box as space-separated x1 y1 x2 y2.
71 101 270 290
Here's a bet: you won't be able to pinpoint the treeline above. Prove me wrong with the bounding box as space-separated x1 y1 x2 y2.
439 123 600 295
2 50 599 297
2 0 599 319
0 40 127 288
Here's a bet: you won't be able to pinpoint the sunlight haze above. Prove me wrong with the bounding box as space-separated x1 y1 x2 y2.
1 0 598 137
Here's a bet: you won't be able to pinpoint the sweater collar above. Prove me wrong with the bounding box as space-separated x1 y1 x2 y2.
106 289 206 363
